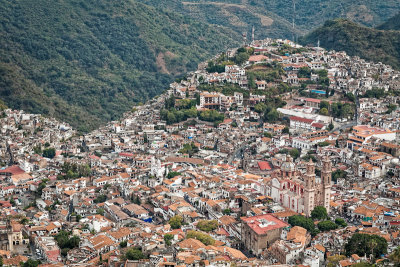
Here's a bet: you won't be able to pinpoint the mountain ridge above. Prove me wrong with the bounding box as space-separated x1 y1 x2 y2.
299 18 400 70
1 0 400 131
0 0 240 132
377 12 400 31
143 0 400 38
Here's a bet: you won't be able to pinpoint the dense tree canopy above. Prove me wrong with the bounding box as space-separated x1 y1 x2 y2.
344 233 387 258
288 215 319 236
311 206 328 220
55 231 80 256
363 88 387 99
390 246 400 266
335 218 347 227
169 215 183 229
0 0 240 132
179 143 199 157
317 220 337 231
332 169 347 183
42 148 56 159
57 162 91 180
125 247 145 260
298 67 311 78
197 220 218 232
21 259 41 267
164 234 174 246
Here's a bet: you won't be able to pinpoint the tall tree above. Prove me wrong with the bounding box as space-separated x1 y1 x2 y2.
311 206 328 220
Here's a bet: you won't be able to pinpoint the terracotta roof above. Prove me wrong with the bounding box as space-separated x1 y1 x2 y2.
0 165 25 175
314 244 326 253
165 157 206 165
339 259 353 267
287 226 307 245
241 214 288 235
108 227 132 240
258 161 272 171
4 255 28 266
290 116 314 124
219 215 237 226
177 238 206 250
89 234 115 251
248 55 268 62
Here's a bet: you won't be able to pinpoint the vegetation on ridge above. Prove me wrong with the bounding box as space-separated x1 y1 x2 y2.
377 12 400 31
300 19 400 70
0 0 240 132
143 0 400 37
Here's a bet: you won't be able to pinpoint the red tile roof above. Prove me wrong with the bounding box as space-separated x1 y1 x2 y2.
304 98 321 103
0 165 25 175
311 122 325 129
249 55 268 62
119 152 134 158
258 161 272 171
241 214 288 235
290 116 314 124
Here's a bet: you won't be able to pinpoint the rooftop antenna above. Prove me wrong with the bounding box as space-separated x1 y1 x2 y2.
339 2 344 18
252 25 255 43
292 0 296 43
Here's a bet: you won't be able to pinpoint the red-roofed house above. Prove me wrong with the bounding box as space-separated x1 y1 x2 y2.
0 166 33 186
290 116 326 131
241 214 288 255
304 98 322 108
248 55 268 64
258 161 272 171
0 165 25 176
35 236 61 263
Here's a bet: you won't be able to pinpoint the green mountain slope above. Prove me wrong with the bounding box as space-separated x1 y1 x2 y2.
140 0 300 40
0 0 240 131
143 0 400 37
377 12 400 30
299 19 400 70
254 0 400 30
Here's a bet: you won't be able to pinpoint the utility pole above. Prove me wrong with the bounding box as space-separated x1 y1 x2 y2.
292 0 296 42
242 32 247 46
252 25 255 43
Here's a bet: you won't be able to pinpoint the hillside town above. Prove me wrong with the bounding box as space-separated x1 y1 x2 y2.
1 38 400 267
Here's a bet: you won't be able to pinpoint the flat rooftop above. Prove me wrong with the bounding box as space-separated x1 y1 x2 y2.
241 214 288 235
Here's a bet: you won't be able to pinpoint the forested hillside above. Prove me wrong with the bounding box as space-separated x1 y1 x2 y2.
377 12 400 30
0 0 240 131
300 19 400 70
255 0 400 30
141 0 300 40
143 0 400 38
2 0 400 131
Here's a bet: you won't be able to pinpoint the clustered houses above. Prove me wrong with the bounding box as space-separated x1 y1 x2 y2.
198 91 244 110
203 65 248 88
0 39 399 266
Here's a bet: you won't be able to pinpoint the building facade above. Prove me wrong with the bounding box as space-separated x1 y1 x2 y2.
241 214 288 256
269 155 332 216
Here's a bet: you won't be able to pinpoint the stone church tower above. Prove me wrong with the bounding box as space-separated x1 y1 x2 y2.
269 155 333 218
321 156 332 213
304 159 316 217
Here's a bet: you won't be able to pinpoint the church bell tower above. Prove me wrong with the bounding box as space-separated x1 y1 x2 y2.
321 156 332 213
304 159 316 217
